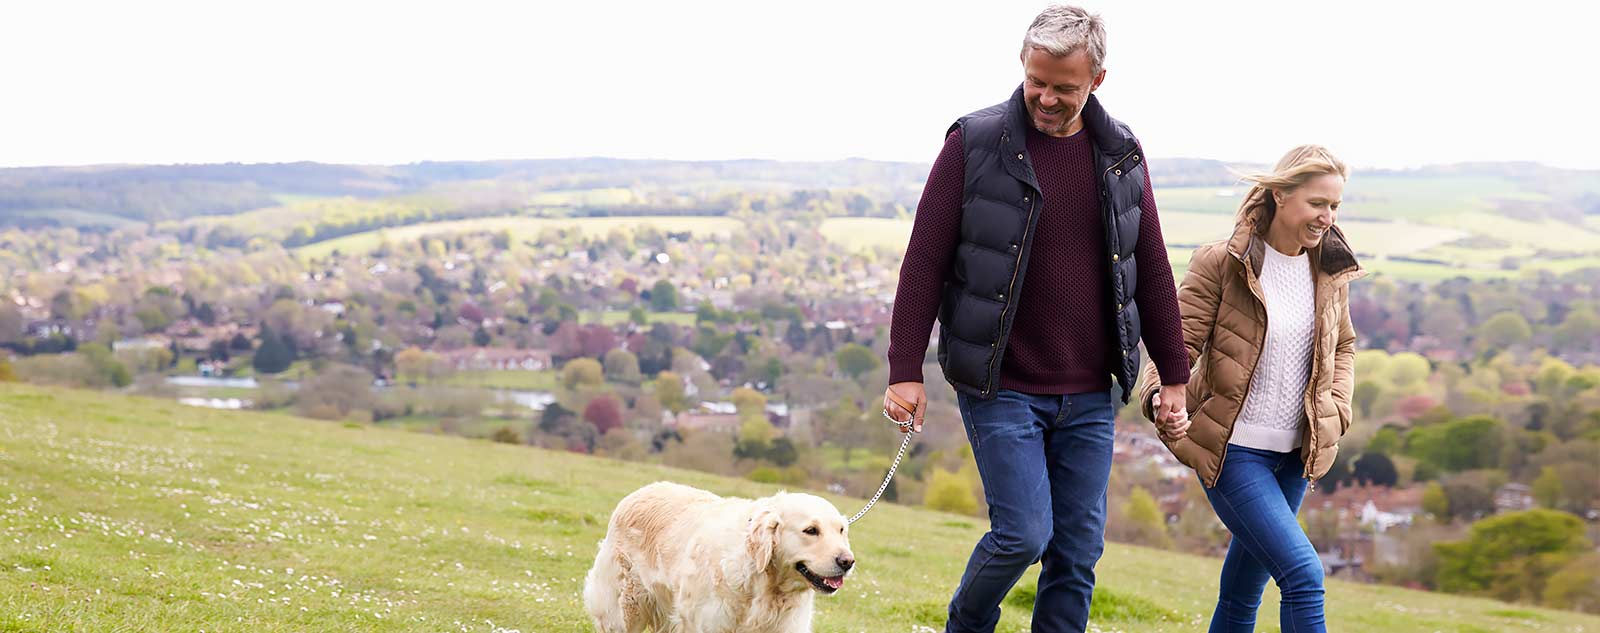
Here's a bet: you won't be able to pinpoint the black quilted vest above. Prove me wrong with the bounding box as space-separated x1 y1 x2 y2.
936 86 1147 402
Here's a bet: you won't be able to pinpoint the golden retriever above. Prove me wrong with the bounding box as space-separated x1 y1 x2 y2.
582 481 855 633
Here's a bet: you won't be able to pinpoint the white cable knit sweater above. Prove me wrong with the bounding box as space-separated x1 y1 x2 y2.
1230 245 1315 452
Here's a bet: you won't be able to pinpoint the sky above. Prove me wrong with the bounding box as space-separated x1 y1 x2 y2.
2 0 1595 170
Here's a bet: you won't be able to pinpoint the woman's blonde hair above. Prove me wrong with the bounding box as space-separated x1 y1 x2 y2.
1235 144 1349 233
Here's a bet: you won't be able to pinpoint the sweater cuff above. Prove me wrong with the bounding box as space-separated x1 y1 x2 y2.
1155 355 1191 386
887 356 925 384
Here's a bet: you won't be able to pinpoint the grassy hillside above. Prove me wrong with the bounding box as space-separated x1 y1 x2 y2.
0 383 1595 632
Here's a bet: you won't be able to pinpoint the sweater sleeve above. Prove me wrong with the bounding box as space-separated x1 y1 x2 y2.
886 128 967 384
1133 162 1191 385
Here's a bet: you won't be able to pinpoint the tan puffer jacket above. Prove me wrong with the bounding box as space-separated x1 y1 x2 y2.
1138 206 1365 488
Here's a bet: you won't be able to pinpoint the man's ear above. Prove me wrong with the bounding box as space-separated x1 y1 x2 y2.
746 506 781 571
1090 68 1107 93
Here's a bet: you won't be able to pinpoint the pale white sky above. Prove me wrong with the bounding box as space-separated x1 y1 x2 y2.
2 0 1595 170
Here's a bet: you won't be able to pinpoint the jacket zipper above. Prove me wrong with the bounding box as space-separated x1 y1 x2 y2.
985 194 1038 395
1213 252 1269 488
1102 148 1138 179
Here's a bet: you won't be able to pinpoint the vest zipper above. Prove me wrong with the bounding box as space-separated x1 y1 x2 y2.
985 195 1038 396
1102 148 1138 179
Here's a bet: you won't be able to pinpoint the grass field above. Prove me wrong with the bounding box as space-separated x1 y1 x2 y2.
439 369 558 391
294 216 743 260
822 215 1473 266
2 382 1595 632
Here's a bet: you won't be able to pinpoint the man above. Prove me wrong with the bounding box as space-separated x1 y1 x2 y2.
881 5 1190 632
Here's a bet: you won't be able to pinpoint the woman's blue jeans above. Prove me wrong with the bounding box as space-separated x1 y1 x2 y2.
1204 444 1327 633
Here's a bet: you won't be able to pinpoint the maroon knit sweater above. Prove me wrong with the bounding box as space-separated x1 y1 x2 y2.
887 125 1190 394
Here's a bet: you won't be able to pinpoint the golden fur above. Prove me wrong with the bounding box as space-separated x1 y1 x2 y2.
582 482 854 633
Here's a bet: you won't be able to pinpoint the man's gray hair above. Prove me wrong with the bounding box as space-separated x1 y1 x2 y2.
1021 5 1107 74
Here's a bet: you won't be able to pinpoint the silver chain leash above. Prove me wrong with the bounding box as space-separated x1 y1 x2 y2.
845 410 917 525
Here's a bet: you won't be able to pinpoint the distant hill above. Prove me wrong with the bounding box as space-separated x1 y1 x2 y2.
2 382 1595 632
7 157 1592 229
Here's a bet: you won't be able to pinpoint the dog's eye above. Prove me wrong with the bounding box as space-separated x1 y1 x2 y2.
802 526 819 536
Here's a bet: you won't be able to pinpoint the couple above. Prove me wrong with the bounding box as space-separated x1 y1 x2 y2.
881 5 1364 633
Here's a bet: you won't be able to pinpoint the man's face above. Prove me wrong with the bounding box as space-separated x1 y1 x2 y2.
1021 46 1106 137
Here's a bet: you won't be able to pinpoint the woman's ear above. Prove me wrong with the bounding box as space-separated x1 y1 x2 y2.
746 507 781 571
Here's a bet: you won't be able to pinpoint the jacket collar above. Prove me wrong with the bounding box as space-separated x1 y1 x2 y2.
999 87 1138 176
1226 187 1366 285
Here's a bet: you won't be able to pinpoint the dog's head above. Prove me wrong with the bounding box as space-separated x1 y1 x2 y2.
746 492 855 595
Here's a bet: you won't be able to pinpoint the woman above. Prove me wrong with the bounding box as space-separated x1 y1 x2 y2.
1137 144 1365 632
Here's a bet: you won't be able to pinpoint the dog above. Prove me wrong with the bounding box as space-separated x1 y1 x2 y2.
582 481 855 633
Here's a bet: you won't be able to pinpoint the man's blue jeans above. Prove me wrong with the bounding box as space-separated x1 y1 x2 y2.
1204 445 1326 633
946 389 1115 633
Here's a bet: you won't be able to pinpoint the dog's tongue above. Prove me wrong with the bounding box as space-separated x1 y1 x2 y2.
824 576 845 590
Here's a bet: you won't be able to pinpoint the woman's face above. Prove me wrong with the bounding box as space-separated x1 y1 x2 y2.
1271 173 1344 251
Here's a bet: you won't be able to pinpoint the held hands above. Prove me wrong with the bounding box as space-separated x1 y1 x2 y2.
1152 383 1190 442
882 382 926 434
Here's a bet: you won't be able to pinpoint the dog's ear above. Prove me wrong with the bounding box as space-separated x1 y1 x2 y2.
746 506 781 571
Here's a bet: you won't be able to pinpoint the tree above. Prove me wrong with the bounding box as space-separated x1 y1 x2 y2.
1366 426 1401 456
584 396 624 435
0 303 23 343
1405 415 1504 472
1440 474 1498 521
1532 467 1565 509
195 302 217 326
252 326 295 375
650 280 678 312
925 468 978 516
1354 380 1382 419
730 386 767 419
77 343 131 388
1477 312 1533 350
472 327 492 347
0 356 15 382
1553 308 1600 352
539 402 577 434
1434 509 1590 603
295 365 375 420
560 358 604 389
766 437 799 467
1422 481 1449 520
1352 452 1399 487
1119 486 1173 549
578 324 618 358
835 343 880 379
628 306 649 326
655 370 689 414
1543 553 1600 613
735 417 776 460
396 346 451 385
603 349 642 384
1387 353 1432 388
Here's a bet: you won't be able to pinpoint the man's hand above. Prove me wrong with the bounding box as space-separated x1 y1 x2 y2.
1151 383 1189 441
883 382 927 433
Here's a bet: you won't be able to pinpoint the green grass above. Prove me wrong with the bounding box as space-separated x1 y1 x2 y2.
438 369 558 391
2 382 1596 632
294 215 743 260
528 188 637 207
819 217 911 252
